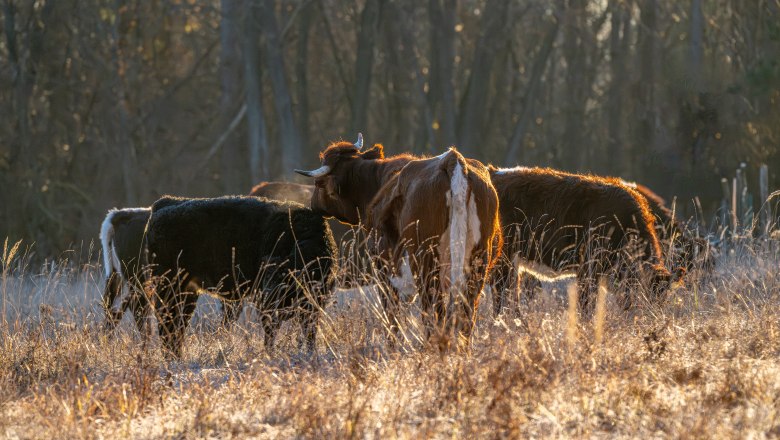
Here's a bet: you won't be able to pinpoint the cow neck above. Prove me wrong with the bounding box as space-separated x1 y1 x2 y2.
350 155 413 221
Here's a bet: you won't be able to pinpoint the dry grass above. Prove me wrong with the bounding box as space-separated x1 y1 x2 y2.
1 237 780 439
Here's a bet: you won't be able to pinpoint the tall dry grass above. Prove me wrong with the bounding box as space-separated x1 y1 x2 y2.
1 235 779 438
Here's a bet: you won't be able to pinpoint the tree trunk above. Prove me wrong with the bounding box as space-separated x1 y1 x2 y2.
562 0 588 171
219 0 243 193
637 0 660 183
295 0 312 153
260 0 300 177
429 0 457 148
350 0 384 135
244 0 269 182
457 0 507 154
505 20 559 165
111 0 138 205
385 1 435 153
689 0 704 91
607 0 629 176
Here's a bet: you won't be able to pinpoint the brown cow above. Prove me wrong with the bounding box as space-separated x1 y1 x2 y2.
488 166 678 315
296 135 501 349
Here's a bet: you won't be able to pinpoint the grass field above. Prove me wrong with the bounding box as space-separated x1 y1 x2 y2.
1 237 779 438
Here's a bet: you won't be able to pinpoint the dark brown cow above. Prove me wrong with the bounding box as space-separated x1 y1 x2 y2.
622 181 713 272
488 166 678 314
296 135 501 349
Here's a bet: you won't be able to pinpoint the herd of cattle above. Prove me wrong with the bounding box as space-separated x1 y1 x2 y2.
100 134 711 358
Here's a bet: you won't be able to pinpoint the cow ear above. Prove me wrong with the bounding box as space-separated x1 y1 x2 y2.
361 144 384 160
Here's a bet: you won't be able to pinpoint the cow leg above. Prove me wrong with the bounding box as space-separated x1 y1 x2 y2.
102 270 124 331
124 285 152 339
155 280 198 360
418 267 445 345
490 256 513 316
261 313 281 351
458 252 490 348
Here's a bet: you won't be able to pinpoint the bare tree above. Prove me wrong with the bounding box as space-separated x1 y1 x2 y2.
295 0 313 151
505 18 559 165
260 0 301 175
219 0 244 192
607 0 630 176
350 0 384 135
457 0 508 154
429 0 458 148
244 0 270 182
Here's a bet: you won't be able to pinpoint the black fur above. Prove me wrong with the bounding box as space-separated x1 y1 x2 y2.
146 195 337 358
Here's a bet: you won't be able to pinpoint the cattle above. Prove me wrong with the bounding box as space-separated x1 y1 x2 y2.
622 181 713 272
145 195 337 358
99 184 321 336
295 134 501 349
100 206 245 336
249 181 369 287
100 207 154 335
488 166 679 315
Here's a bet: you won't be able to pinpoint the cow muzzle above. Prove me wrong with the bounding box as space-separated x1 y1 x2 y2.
294 165 331 178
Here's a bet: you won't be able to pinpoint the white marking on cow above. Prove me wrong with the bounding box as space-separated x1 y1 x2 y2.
514 255 577 282
467 193 481 249
389 254 416 301
494 165 530 175
448 158 472 318
100 207 150 279
100 209 121 278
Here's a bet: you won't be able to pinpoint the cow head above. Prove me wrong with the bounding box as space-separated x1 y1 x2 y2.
295 134 385 225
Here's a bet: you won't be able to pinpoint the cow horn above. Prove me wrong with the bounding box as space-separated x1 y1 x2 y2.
355 133 363 150
294 165 331 178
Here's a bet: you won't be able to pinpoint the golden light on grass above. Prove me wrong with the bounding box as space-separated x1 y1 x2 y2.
593 278 608 346
1 237 779 438
566 283 578 350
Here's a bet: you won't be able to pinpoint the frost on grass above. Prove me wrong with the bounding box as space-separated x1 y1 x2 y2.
1 239 780 438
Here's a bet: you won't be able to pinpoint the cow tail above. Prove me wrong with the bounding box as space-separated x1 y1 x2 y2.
100 210 122 279
446 151 475 326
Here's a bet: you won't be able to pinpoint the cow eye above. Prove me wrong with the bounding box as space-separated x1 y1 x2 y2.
314 179 325 189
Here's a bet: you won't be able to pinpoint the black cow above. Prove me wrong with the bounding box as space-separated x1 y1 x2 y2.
100 206 242 336
146 196 337 358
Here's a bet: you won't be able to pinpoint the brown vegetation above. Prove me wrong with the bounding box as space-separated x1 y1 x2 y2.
1 238 779 438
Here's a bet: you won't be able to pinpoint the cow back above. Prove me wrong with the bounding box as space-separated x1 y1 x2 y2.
147 196 337 299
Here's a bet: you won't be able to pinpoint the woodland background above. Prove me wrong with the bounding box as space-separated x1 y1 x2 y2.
1 0 779 255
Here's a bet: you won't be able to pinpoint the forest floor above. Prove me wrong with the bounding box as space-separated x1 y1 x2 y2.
1 239 779 438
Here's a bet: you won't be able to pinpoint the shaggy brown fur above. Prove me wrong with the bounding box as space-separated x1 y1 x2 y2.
488 166 676 314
